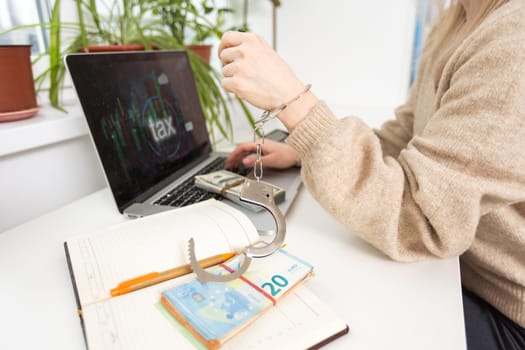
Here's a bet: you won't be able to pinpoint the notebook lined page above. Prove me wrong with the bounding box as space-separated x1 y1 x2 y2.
66 200 259 306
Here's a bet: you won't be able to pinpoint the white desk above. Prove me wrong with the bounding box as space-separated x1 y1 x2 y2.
0 187 466 350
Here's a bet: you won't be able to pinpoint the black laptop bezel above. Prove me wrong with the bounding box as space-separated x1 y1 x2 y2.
65 50 213 213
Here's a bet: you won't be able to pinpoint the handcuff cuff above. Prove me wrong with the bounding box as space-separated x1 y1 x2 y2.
188 84 311 283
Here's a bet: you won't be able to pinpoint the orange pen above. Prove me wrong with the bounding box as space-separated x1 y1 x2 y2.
110 252 236 297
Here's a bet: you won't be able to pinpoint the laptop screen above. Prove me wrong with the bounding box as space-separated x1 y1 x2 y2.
66 51 212 211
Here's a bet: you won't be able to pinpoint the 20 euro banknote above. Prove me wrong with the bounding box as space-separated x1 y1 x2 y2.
160 249 313 349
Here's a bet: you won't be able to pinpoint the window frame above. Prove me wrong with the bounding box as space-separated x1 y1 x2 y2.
0 0 52 56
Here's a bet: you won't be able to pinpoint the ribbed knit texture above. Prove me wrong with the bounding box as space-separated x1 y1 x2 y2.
287 0 525 327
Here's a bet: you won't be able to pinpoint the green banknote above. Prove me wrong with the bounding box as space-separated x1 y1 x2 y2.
161 249 313 346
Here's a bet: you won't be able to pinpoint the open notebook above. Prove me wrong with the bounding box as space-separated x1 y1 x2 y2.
64 200 348 349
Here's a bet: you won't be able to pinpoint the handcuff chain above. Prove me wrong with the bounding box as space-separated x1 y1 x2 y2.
252 84 311 183
253 118 265 182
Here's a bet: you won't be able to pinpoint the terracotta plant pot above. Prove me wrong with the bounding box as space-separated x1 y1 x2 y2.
82 44 149 52
186 44 212 64
82 44 211 64
0 45 38 121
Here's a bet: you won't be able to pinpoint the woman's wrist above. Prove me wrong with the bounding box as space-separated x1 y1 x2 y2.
278 90 319 131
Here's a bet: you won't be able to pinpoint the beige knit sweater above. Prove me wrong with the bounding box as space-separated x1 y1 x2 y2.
287 0 525 327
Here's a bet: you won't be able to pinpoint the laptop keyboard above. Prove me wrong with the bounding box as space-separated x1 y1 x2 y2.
153 157 250 208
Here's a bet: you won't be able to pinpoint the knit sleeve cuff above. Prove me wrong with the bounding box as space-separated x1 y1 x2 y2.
285 100 338 159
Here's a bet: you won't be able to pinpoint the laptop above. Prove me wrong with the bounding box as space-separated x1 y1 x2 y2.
65 50 302 230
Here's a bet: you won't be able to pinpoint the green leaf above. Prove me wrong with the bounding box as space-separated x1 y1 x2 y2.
49 0 62 109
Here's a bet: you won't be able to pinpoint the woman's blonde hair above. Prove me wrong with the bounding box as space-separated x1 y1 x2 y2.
425 0 508 81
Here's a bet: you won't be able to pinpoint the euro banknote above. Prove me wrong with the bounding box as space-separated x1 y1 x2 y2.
160 249 313 349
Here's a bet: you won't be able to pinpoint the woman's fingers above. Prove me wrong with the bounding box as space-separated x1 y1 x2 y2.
218 31 245 55
226 139 299 170
241 154 257 167
225 142 257 168
221 62 236 78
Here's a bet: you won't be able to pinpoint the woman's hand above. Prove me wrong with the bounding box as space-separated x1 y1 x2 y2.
218 31 305 111
225 139 299 170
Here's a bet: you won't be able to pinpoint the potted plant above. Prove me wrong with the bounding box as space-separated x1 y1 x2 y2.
150 0 233 63
0 45 39 122
6 0 254 143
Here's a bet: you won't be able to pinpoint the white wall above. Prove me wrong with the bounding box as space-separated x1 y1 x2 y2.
229 0 416 127
0 135 106 233
0 92 107 233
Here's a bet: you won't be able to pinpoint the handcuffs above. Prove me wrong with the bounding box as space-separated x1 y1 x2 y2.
188 179 286 283
187 84 311 283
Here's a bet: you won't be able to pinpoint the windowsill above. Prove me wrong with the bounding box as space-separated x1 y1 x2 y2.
0 89 88 157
